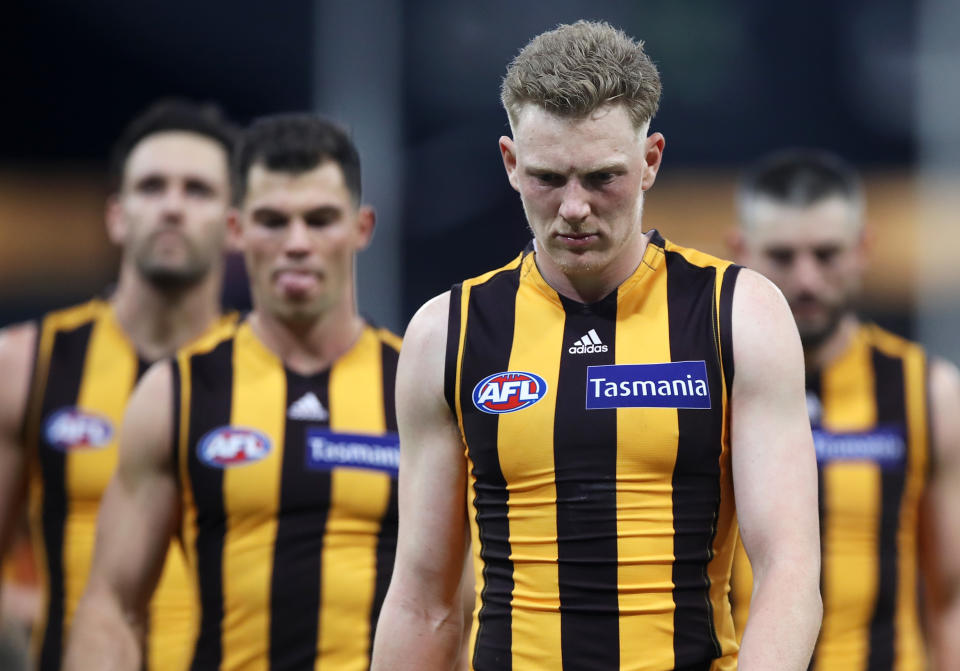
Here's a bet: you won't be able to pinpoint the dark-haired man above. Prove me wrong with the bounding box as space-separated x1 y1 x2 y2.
728 149 960 671
373 20 820 671
64 114 401 671
0 99 237 671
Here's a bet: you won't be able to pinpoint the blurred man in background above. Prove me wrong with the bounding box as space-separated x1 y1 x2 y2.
729 149 960 670
64 114 401 671
0 99 238 670
373 20 821 671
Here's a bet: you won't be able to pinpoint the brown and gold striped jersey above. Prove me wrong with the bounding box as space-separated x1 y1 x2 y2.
730 323 930 671
446 232 742 671
23 299 224 671
173 318 401 671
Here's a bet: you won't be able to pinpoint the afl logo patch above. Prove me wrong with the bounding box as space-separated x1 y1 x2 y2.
44 407 114 451
472 371 548 414
197 426 272 468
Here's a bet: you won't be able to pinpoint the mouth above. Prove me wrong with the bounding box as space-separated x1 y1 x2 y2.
272 268 322 295
554 231 600 249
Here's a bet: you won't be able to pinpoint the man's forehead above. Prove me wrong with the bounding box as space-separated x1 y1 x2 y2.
244 161 350 210
748 196 861 243
125 131 228 179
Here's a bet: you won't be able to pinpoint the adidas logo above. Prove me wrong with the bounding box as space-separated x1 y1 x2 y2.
568 329 608 354
287 392 329 422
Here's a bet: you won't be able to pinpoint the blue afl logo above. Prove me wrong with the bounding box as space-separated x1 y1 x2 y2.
197 426 272 468
44 407 114 451
472 371 548 414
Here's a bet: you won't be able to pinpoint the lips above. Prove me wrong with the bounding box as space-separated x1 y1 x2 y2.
554 231 599 249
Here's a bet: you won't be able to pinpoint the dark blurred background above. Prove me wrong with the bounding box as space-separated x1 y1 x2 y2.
2 0 958 359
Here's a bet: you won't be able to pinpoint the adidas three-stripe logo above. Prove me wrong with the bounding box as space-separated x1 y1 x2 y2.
568 328 609 354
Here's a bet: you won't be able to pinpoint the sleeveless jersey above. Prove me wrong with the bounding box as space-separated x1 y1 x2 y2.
729 323 930 671
173 319 401 671
22 299 227 670
446 233 742 671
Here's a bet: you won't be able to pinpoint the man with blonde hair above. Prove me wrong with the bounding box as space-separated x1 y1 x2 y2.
373 20 822 671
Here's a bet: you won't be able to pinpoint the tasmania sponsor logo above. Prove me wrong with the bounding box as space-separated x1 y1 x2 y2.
197 426 272 468
812 425 906 469
586 361 711 410
43 407 114 451
472 371 548 414
305 429 400 475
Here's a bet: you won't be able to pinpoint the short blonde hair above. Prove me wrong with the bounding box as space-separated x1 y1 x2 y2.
501 20 662 130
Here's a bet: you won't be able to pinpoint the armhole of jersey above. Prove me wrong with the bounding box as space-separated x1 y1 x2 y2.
443 284 463 415
923 353 936 482
17 319 43 445
170 358 183 493
718 264 742 399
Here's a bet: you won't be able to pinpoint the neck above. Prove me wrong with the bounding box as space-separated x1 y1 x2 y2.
111 260 223 362
803 312 860 373
537 230 651 304
247 298 365 377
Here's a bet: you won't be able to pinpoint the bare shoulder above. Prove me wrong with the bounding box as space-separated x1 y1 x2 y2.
0 321 39 437
731 268 803 382
929 356 960 467
119 359 176 474
403 291 451 354
397 291 452 417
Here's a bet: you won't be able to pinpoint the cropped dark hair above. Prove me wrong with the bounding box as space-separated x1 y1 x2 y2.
233 114 362 206
109 99 238 193
739 148 863 213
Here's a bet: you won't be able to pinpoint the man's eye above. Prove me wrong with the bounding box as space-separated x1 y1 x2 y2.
766 249 794 266
535 173 563 186
258 216 287 229
137 178 165 194
185 181 215 197
814 247 840 264
588 172 615 185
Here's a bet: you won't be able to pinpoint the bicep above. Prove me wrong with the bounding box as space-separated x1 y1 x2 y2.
392 294 468 602
729 270 819 573
86 361 181 615
926 359 960 583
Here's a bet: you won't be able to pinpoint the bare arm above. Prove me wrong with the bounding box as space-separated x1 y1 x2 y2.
924 358 960 671
371 292 470 670
62 361 182 671
0 324 36 614
730 269 822 670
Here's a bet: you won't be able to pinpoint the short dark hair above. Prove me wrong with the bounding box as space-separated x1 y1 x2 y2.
109 99 239 193
739 148 863 216
233 114 362 206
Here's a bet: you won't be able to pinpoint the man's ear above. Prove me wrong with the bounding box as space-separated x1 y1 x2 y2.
105 195 125 245
640 132 666 191
226 208 244 253
726 227 748 263
499 136 520 192
355 205 376 251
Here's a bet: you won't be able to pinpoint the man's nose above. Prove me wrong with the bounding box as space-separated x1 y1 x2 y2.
558 181 590 223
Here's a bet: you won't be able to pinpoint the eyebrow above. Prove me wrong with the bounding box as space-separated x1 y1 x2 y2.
524 161 629 175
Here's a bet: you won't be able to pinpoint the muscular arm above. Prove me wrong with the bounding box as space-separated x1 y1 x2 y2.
371 293 470 670
62 361 182 671
730 270 822 670
924 358 960 671
0 324 36 614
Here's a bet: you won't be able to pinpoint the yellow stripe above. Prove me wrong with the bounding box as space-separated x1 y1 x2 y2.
893 341 928 671
614 241 679 671
816 330 879 671
317 328 391 670
62 306 137 637
221 323 286 671
25 302 103 661
498 253 563 669
706 265 738 665
456 255 524 669
176 349 202 665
